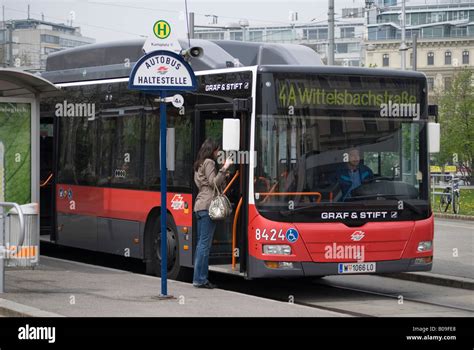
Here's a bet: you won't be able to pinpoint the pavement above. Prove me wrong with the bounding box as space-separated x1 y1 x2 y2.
430 218 472 279
0 256 345 317
0 217 471 317
434 213 474 221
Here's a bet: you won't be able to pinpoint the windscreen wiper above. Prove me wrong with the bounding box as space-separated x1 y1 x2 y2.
279 203 323 216
279 196 423 216
346 193 401 200
398 199 423 215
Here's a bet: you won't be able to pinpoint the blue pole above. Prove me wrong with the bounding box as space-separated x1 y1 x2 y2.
160 90 168 296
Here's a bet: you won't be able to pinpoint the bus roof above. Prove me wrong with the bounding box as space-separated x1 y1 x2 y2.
42 38 426 84
42 39 323 83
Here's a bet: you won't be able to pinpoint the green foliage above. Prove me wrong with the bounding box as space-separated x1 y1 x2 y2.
436 68 474 168
460 188 474 216
0 103 31 204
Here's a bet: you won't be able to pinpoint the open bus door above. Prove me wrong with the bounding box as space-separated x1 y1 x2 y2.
193 99 250 275
39 117 55 237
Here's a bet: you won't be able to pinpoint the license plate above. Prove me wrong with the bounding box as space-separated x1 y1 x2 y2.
338 262 376 274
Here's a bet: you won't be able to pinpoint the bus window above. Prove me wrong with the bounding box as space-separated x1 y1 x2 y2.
204 119 223 142
110 115 142 187
58 117 98 186
144 112 160 189
97 117 116 186
365 151 401 179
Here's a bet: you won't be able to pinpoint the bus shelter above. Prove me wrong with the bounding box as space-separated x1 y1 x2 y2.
0 68 58 292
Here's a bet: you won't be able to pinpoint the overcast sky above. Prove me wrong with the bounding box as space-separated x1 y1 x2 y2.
2 0 365 42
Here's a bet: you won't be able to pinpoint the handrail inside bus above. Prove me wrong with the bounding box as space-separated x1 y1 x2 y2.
258 171 289 204
261 182 279 204
220 169 242 270
40 172 54 187
232 197 243 271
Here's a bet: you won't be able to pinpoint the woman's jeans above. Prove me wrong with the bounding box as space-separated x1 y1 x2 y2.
193 210 216 285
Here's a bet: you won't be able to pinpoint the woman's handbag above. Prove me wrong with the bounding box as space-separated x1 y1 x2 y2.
208 182 232 220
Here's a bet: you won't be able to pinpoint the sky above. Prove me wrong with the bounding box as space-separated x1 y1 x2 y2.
2 0 365 42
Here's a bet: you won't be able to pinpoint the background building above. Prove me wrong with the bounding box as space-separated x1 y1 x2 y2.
194 8 366 66
364 0 474 99
0 18 95 72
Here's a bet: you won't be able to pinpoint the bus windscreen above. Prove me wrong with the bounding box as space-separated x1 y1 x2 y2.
255 72 429 223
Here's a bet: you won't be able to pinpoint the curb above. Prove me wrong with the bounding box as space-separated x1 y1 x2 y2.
382 272 474 290
434 213 474 221
0 298 64 317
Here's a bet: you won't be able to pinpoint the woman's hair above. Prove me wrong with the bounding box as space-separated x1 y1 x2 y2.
194 138 220 171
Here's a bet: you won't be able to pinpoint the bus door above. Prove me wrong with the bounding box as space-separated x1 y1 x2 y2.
193 102 246 269
39 117 55 236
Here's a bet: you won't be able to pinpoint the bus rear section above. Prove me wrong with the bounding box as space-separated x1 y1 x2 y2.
246 67 434 278
40 69 253 280
39 37 261 279
40 39 435 281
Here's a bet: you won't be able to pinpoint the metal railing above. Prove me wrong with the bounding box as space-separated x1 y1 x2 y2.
0 202 25 293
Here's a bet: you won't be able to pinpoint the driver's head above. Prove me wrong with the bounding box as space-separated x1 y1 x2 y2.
348 148 361 169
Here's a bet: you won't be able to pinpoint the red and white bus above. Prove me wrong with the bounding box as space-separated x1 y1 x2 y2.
40 39 436 279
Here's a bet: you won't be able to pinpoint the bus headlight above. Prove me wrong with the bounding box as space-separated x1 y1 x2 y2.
417 241 432 252
263 245 291 255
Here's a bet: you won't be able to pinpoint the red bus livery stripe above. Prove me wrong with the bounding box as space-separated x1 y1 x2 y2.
56 184 193 226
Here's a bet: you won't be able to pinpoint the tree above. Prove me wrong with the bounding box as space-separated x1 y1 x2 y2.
436 68 474 181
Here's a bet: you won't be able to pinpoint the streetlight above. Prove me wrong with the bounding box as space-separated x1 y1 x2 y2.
289 11 298 42
238 19 249 42
400 0 407 70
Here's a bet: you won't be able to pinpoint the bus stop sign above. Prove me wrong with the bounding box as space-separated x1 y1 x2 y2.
128 49 197 298
128 50 197 91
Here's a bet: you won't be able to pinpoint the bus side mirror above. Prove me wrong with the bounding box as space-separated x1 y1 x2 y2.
428 122 440 153
222 119 240 151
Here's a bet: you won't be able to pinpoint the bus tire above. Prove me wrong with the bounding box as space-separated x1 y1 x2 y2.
145 212 184 280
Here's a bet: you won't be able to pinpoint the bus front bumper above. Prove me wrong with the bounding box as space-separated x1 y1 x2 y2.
248 256 433 279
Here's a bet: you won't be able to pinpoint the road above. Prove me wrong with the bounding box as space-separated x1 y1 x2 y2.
207 217 474 317
34 217 473 317
433 219 473 279
210 273 474 317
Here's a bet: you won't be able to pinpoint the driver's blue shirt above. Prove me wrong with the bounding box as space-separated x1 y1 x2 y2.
349 169 361 194
336 164 373 201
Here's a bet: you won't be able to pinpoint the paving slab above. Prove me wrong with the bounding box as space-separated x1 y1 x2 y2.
1 257 346 317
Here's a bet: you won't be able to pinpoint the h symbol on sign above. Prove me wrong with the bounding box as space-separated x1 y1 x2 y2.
158 23 167 36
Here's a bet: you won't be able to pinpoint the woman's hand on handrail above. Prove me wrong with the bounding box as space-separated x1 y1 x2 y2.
223 170 240 195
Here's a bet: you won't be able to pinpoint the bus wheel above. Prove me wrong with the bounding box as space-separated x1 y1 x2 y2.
146 214 182 280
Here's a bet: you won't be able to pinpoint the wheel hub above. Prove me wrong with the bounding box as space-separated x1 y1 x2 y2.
154 227 177 270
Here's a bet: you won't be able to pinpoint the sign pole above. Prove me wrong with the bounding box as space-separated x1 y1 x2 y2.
128 39 199 299
160 90 168 297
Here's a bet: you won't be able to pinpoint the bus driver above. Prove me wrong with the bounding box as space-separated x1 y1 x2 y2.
337 148 373 201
